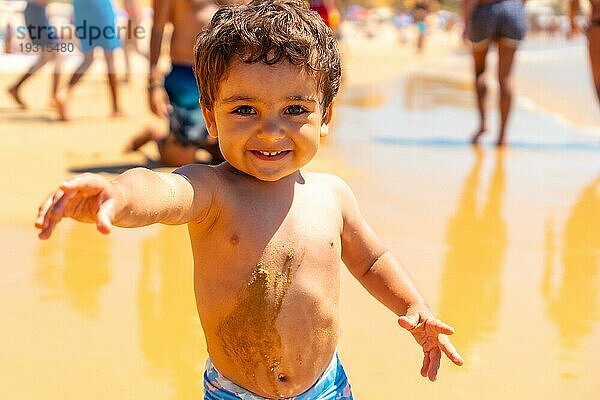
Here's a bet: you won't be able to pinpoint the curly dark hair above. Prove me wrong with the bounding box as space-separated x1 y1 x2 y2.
193 0 341 114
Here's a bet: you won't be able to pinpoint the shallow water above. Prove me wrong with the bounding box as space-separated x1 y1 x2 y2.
2 39 600 399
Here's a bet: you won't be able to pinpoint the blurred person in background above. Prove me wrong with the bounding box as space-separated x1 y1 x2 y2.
7 0 62 111
4 21 13 54
568 0 600 106
54 0 122 120
463 0 527 146
119 0 148 82
309 0 342 36
125 0 248 167
412 0 431 53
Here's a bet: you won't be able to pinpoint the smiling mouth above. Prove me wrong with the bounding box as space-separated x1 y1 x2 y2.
251 150 291 161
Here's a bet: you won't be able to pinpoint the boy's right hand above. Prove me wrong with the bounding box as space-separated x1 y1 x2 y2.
35 173 123 240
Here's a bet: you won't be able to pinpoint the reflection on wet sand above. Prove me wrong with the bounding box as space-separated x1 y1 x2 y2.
138 226 204 400
439 148 507 357
35 223 110 317
542 175 600 352
405 71 473 110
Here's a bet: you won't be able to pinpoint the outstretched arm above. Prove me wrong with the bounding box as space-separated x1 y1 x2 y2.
336 178 463 381
35 165 216 239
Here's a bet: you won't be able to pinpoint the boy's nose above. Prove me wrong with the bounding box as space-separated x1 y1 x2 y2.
256 120 285 141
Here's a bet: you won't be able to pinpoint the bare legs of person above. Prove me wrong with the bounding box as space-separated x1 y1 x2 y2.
121 31 147 83
55 49 122 121
103 49 123 117
471 43 489 145
4 22 13 54
124 126 198 167
8 51 61 110
496 40 518 146
416 32 425 53
471 40 519 146
588 25 600 106
54 51 93 120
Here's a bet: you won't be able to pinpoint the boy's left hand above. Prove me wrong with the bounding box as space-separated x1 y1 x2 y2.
398 307 464 381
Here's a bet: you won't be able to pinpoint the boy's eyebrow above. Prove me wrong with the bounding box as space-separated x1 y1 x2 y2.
221 95 255 104
220 95 319 104
287 95 318 104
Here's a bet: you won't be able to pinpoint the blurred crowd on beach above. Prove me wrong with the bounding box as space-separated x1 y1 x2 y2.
2 1 595 54
0 0 598 156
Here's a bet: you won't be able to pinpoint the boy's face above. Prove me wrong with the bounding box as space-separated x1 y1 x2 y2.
201 59 333 182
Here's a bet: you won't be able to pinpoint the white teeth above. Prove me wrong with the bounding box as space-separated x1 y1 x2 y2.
259 151 282 156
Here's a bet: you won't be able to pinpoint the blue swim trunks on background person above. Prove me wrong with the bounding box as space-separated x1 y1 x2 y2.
164 64 210 148
204 353 354 400
24 2 56 46
470 0 526 45
73 0 120 52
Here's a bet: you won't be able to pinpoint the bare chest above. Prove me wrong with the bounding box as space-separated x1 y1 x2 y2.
190 180 342 300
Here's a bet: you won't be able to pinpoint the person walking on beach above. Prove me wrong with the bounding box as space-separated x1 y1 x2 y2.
412 0 431 53
35 1 464 398
54 0 122 121
463 0 527 146
7 1 62 111
125 0 246 167
118 0 148 82
568 0 600 106
4 21 13 54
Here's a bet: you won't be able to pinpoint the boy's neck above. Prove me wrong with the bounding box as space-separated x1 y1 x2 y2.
223 163 305 186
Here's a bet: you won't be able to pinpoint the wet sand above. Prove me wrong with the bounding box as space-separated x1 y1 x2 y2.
2 23 600 399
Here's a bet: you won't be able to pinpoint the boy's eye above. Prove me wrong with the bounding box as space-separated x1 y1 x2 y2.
285 105 308 115
233 106 255 115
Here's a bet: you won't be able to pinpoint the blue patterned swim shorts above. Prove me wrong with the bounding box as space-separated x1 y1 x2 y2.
203 353 353 400
470 0 527 44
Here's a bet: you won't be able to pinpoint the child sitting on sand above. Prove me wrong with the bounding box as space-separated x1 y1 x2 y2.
35 1 463 398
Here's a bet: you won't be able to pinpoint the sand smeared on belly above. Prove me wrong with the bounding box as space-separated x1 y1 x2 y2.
217 249 305 395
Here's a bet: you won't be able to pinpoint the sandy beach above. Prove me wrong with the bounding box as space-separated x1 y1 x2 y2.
1 14 600 400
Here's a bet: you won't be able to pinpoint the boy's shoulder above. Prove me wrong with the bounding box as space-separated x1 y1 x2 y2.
301 169 355 199
174 162 220 181
302 169 345 186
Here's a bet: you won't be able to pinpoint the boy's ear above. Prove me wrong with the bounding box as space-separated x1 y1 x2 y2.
320 102 334 138
200 102 218 138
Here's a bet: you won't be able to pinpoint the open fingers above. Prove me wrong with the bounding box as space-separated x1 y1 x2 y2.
39 197 68 239
39 190 80 239
35 190 61 229
96 197 115 235
420 352 430 378
439 334 464 366
60 173 105 195
398 315 419 331
36 189 65 236
37 173 108 239
425 318 455 336
426 347 441 382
